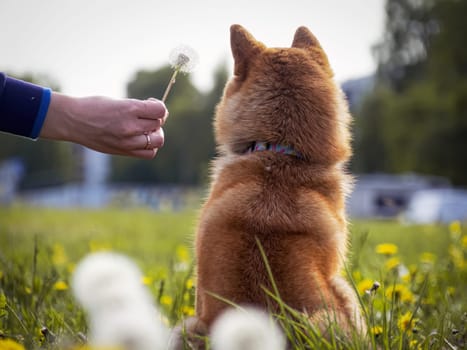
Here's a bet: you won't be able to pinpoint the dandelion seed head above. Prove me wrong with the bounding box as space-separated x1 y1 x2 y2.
169 45 199 73
72 252 170 350
211 307 285 350
89 304 168 350
371 281 381 291
72 252 149 310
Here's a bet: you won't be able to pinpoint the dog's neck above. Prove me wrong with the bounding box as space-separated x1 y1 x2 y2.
246 141 303 159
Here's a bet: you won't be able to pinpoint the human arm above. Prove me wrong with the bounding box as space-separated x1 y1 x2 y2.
0 72 167 159
41 93 167 159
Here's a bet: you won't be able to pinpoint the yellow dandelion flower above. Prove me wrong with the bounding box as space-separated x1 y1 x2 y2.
400 288 415 304
176 245 191 263
385 256 401 270
386 284 414 303
182 306 195 316
376 243 398 255
52 243 68 266
398 311 417 333
24 287 32 295
449 245 465 269
449 220 462 238
419 252 436 264
371 326 383 336
53 281 68 291
160 295 173 306
357 279 374 295
462 235 467 249
36 327 45 342
0 339 26 350
141 276 153 286
185 278 194 290
401 272 411 283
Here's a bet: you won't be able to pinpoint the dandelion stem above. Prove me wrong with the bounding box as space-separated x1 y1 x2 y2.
162 68 180 103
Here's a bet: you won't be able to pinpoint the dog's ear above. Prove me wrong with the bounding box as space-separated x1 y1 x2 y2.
230 24 265 80
292 26 333 76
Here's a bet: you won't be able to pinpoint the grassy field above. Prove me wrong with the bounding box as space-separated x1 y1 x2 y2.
0 206 465 349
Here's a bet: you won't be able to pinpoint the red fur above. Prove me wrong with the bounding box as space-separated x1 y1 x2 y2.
180 25 365 346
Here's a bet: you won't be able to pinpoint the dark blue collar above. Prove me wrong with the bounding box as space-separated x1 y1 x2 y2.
246 142 303 159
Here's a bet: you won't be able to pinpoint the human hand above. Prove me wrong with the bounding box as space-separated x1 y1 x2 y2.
40 93 168 159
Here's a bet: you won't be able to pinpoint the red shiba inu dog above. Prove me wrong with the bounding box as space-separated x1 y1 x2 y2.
175 24 364 348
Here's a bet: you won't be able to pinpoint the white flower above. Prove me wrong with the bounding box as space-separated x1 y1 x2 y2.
89 304 167 350
162 45 199 102
210 307 286 350
72 252 148 310
169 45 199 73
72 252 169 350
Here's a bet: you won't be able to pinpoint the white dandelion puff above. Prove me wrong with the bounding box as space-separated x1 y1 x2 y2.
169 45 199 73
210 307 286 350
72 252 149 310
162 44 199 102
89 304 167 350
72 252 169 350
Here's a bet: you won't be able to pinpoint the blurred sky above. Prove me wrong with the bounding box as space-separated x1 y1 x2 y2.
1 0 385 98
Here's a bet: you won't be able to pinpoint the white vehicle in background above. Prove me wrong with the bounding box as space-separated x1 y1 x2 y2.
405 189 467 224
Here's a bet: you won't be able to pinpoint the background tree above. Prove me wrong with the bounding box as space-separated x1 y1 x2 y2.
353 0 467 186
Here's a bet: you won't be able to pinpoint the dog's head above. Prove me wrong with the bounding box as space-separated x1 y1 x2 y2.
214 25 351 164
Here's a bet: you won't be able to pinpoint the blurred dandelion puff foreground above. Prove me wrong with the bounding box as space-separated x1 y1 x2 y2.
71 252 170 350
210 307 286 350
162 45 199 102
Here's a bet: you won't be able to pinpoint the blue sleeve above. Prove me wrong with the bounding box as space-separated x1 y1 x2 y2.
0 72 52 139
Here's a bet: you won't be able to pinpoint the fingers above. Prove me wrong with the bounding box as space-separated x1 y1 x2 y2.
137 117 162 133
119 128 164 153
109 98 168 159
129 148 159 160
137 98 167 120
147 97 169 125
113 129 163 159
142 129 165 150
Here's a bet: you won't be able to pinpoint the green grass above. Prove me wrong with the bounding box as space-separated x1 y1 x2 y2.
0 206 466 349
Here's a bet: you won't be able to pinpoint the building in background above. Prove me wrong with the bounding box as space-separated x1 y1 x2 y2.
347 173 450 219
